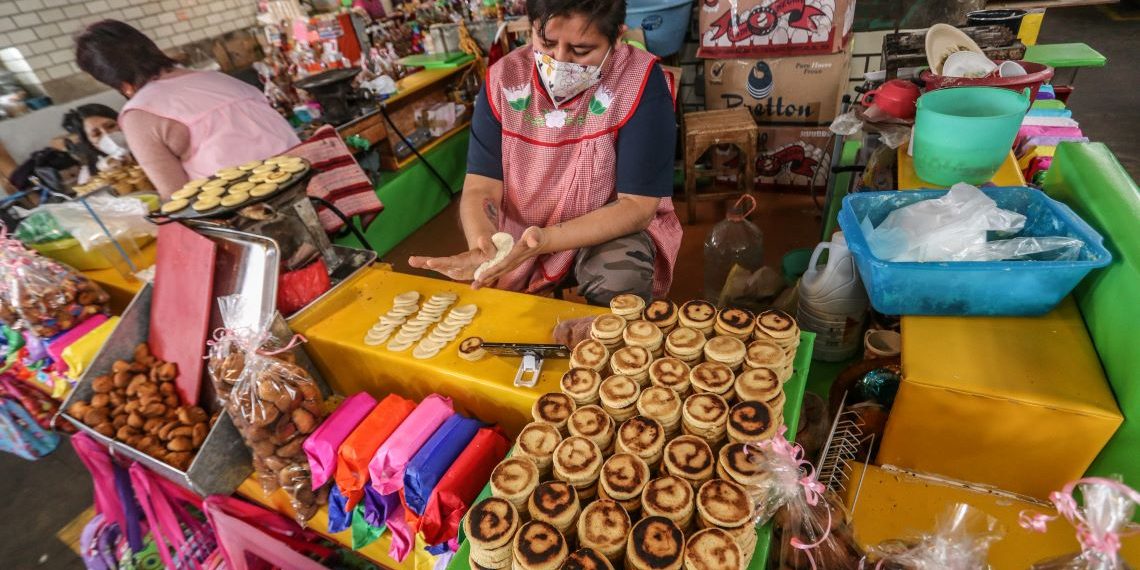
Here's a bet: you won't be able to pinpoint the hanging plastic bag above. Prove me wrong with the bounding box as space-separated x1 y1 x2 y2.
219 304 328 527
747 428 865 569
1020 477 1140 570
0 236 110 337
860 503 1004 569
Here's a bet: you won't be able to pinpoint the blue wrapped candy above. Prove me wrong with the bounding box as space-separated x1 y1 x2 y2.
402 414 483 515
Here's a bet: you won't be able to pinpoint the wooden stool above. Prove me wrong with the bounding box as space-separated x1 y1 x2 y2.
682 108 758 225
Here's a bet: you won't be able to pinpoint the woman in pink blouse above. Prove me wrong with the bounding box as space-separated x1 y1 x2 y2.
75 20 299 198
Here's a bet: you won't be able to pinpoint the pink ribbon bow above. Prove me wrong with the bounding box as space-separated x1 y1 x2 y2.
749 426 833 570
1019 477 1140 559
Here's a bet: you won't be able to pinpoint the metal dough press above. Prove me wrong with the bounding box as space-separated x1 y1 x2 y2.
480 342 571 388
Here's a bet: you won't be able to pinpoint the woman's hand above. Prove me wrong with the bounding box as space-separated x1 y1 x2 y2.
409 234 496 282
472 226 548 289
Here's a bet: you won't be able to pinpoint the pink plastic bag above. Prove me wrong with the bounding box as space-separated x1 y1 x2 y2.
302 392 377 490
71 433 127 532
368 394 454 495
203 495 332 570
128 463 222 569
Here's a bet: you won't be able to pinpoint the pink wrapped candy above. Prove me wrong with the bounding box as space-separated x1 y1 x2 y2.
302 392 377 490
368 394 454 495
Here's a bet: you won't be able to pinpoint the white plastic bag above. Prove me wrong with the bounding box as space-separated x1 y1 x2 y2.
1021 477 1140 570
38 195 156 251
862 183 1025 262
860 503 1004 569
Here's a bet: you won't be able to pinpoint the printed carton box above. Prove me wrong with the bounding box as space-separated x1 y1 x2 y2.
698 0 856 58
704 47 852 124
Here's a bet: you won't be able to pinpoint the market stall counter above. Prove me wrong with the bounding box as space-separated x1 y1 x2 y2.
879 297 1122 500
286 264 605 435
843 462 1140 568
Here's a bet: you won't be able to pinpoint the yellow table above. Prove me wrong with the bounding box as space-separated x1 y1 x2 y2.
897 147 1026 190
288 265 605 435
845 463 1140 568
83 242 153 313
238 478 436 570
879 297 1123 499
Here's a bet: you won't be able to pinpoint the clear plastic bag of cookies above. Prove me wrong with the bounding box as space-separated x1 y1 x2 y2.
0 238 109 337
225 325 326 527
206 296 252 407
1021 478 1139 570
741 430 864 570
859 503 1002 570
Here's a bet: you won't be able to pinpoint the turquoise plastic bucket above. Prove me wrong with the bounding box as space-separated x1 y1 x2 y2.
913 87 1030 186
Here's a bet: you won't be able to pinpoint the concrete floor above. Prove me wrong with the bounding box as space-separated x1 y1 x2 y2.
2 6 1138 569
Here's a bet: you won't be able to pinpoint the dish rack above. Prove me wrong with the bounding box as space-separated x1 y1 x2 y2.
816 392 874 513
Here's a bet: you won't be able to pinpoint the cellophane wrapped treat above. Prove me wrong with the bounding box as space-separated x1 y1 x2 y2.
206 296 250 407
860 503 1003 569
0 237 109 337
215 298 328 527
1021 477 1140 570
747 428 864 570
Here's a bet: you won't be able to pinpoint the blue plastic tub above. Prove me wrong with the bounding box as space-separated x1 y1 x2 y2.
838 187 1112 316
626 0 694 57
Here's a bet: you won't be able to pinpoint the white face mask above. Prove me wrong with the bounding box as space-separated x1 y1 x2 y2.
534 48 611 108
96 130 130 159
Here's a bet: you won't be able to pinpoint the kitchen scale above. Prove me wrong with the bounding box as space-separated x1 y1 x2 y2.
480 342 570 388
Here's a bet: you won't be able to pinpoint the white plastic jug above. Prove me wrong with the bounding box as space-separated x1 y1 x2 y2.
798 232 869 362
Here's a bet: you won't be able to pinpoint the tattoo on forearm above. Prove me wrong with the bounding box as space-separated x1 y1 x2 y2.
483 199 499 226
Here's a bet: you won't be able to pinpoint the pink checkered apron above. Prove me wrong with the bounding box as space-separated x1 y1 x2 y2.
486 44 682 297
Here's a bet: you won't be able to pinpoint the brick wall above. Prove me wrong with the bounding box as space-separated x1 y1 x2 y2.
0 0 256 100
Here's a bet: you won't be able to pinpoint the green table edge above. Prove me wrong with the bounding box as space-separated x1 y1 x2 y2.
448 331 818 570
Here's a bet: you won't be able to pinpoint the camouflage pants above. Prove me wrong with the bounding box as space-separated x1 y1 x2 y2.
573 231 656 306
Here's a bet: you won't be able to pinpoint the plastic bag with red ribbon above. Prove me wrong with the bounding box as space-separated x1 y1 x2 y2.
1020 477 1140 570
747 428 864 570
215 295 328 527
859 503 1003 569
0 236 109 337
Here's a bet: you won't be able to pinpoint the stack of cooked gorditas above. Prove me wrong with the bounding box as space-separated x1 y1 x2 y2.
470 297 802 570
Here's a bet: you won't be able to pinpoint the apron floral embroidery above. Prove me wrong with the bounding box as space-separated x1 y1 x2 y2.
486 43 683 297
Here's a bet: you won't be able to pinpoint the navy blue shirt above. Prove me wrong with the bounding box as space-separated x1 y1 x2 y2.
466 65 676 198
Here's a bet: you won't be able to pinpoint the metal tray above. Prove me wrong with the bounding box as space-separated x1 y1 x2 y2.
149 161 312 222
59 283 253 496
192 224 281 333
192 224 333 398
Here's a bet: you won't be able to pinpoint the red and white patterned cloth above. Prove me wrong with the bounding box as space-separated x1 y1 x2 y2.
486 43 682 298
286 125 383 233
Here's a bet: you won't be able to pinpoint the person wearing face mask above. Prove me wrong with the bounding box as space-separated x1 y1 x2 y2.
61 104 132 184
74 20 299 199
409 0 681 305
